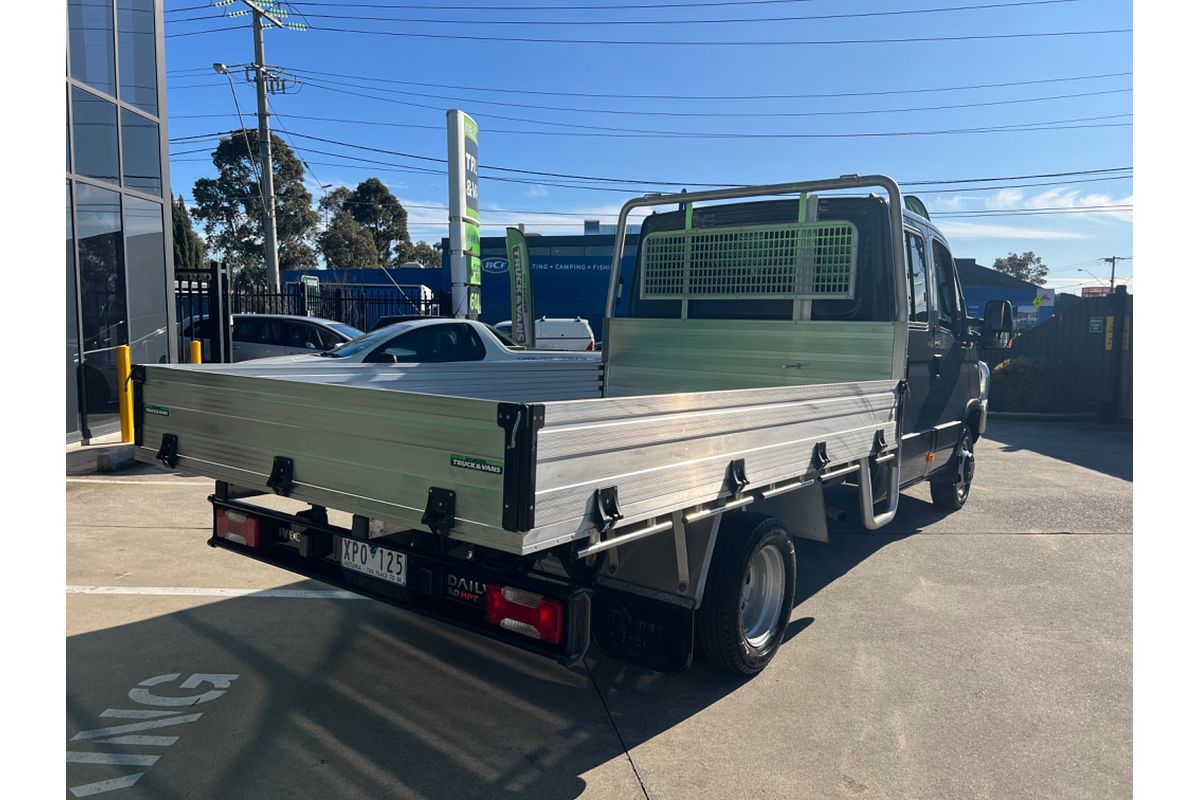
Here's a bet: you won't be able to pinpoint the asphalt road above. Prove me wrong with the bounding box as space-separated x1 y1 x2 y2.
66 420 1131 800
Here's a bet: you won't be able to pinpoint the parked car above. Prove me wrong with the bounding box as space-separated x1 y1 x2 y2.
493 317 596 351
181 314 364 362
252 318 599 365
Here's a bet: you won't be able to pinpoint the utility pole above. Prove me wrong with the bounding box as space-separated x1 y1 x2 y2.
1101 256 1130 293
213 1 306 292
251 6 281 292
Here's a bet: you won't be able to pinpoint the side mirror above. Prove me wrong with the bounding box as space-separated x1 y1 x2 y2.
981 299 1014 349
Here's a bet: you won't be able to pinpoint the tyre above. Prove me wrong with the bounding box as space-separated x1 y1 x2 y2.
697 513 797 676
930 427 975 510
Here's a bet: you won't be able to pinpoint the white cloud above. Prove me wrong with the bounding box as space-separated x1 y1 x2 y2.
933 221 1092 240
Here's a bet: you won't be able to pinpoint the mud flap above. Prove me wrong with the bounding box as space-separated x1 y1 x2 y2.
591 584 694 674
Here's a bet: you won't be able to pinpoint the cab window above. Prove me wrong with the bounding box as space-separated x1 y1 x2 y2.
905 230 929 323
365 324 486 363
930 239 961 330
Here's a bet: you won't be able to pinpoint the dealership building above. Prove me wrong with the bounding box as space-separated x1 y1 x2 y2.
67 0 175 440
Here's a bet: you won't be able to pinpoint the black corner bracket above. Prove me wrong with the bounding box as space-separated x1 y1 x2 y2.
266 455 295 496
422 487 457 535
155 433 179 469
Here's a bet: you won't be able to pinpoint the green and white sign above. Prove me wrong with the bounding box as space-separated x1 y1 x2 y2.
505 227 536 348
447 110 481 319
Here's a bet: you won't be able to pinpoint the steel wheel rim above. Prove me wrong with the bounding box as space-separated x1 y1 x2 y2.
741 544 786 649
955 437 975 502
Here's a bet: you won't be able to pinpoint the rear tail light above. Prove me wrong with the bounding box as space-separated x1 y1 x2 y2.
216 508 261 547
485 584 563 645
586 341 595 351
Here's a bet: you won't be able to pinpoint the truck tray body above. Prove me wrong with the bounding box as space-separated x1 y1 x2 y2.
134 361 899 555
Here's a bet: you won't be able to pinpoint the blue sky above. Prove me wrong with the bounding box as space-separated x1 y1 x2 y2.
162 0 1132 295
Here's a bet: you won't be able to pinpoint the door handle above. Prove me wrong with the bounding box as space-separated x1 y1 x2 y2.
931 354 943 379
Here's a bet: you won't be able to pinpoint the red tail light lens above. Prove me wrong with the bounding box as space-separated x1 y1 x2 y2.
586 341 595 351
485 584 563 645
216 508 261 547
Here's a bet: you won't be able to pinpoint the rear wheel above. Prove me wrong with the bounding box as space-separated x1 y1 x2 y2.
930 427 975 510
697 513 796 676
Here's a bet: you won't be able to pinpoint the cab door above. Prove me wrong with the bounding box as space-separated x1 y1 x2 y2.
901 227 935 485
923 236 975 473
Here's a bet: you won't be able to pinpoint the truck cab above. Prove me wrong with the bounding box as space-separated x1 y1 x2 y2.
898 206 1004 507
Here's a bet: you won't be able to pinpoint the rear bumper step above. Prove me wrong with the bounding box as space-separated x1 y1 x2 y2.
208 494 591 666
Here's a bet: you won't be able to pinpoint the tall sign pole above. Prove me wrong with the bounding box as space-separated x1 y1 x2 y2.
447 110 481 318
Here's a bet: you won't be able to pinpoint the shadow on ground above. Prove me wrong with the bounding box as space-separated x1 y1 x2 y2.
983 420 1132 481
66 489 939 800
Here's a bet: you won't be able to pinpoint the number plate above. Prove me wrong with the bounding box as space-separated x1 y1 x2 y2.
339 539 407 587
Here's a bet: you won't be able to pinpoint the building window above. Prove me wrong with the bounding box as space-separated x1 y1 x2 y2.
76 182 128 355
67 181 81 432
117 0 158 115
68 0 116 96
121 109 161 195
123 196 169 365
71 87 119 185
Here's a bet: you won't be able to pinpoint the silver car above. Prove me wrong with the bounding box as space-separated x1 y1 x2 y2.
181 314 364 362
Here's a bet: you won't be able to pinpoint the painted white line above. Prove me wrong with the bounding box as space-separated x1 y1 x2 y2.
100 708 181 720
67 585 367 600
67 752 161 766
66 478 212 486
71 712 204 741
69 773 145 797
93 735 179 746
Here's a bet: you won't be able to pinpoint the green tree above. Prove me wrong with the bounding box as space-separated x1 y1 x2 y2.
398 240 442 268
318 186 352 220
171 196 206 272
190 129 319 287
319 210 380 268
344 178 410 266
992 251 1049 286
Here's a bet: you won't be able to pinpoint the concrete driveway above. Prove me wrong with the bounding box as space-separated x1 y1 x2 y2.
66 420 1131 799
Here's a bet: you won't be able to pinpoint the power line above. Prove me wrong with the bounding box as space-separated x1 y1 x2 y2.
169 126 1132 190
286 72 1130 118
175 65 1132 101
278 1 1091 28
169 22 1132 44
296 77 1131 138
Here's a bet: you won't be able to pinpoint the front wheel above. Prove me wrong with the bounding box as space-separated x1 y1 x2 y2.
696 513 796 676
930 427 975 510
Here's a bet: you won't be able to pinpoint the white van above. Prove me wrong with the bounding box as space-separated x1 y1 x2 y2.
494 316 596 351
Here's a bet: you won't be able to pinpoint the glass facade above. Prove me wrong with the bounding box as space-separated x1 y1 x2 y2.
67 1 172 439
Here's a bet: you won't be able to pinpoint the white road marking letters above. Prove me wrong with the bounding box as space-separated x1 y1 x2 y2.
68 673 239 796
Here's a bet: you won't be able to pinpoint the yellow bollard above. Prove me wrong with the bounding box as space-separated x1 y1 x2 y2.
116 344 134 443
189 340 203 364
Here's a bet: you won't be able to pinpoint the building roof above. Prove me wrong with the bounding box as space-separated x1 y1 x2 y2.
954 258 1041 291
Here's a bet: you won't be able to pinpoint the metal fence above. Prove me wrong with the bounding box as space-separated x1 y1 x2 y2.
229 285 441 333
989 286 1132 421
175 263 443 363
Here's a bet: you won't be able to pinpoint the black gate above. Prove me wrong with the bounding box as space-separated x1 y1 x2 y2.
990 285 1132 421
175 261 231 363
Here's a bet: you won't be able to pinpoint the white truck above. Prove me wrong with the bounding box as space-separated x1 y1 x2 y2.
132 176 1012 676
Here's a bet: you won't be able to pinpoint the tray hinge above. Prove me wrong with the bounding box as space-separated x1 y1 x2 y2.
155 433 179 468
812 441 830 470
422 487 457 535
725 458 749 496
594 486 624 531
266 456 295 496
